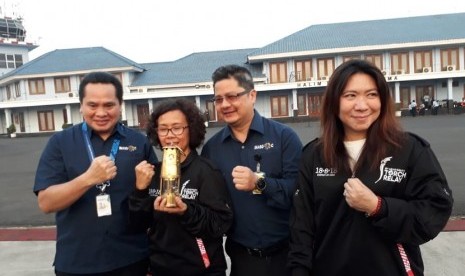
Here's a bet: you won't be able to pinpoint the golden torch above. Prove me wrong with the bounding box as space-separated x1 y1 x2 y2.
160 145 184 207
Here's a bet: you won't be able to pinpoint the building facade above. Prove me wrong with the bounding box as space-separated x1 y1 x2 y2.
1 12 465 135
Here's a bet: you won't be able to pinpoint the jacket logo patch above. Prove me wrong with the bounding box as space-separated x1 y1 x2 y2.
315 167 337 177
180 180 198 200
375 157 407 183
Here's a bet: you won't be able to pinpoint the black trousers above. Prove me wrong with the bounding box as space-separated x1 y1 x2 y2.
55 258 149 276
225 239 291 276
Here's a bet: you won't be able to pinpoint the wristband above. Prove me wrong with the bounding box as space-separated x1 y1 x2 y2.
366 196 382 217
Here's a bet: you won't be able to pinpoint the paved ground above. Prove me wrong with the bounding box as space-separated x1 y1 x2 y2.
0 114 464 275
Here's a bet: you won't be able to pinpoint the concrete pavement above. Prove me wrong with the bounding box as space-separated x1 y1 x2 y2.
1 219 465 276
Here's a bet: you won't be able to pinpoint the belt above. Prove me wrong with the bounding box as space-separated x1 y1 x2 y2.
233 239 289 258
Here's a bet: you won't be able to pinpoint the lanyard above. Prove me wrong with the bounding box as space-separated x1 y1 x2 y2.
81 123 120 193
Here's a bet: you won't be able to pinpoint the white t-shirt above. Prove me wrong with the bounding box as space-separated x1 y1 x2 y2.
344 139 366 172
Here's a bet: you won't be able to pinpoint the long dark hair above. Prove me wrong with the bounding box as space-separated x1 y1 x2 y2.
319 60 406 174
147 98 206 150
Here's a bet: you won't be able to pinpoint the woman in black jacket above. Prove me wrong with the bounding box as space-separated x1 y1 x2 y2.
288 60 453 276
129 98 233 276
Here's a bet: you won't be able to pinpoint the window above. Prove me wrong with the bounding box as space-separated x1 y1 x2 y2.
62 108 68 124
400 87 410 109
440 48 459 70
365 54 383 70
206 100 216 121
14 54 23 68
29 79 45 94
6 54 15 68
271 95 288 117
317 58 334 79
415 85 434 106
391 52 409 74
38 111 55 131
308 94 323 116
54 77 71 93
0 54 5 68
343 55 361 62
269 62 287 83
14 82 21 98
297 94 307 115
295 60 312 81
414 50 432 72
6 85 11 100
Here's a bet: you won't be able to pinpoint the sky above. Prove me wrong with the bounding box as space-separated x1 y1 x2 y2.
3 0 465 64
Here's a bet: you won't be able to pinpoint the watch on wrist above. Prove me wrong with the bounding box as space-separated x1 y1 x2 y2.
255 174 267 191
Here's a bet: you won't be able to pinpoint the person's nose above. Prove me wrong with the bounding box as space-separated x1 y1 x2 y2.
354 96 368 110
95 107 107 116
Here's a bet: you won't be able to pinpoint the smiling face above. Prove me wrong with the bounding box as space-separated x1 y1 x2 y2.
338 72 381 141
157 110 191 159
213 77 256 128
80 83 121 140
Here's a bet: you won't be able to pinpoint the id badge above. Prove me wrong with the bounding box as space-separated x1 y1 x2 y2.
96 194 112 217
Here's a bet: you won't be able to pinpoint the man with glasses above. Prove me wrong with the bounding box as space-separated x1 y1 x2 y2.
201 65 302 276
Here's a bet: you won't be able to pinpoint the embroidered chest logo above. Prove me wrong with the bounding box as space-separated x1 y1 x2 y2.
375 157 407 183
119 145 137 151
254 142 274 150
180 180 199 200
315 167 337 177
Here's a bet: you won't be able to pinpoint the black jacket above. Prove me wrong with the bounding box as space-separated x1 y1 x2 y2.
129 151 233 276
288 133 453 276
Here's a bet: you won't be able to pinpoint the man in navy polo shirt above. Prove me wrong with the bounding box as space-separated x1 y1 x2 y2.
34 72 157 275
202 65 302 276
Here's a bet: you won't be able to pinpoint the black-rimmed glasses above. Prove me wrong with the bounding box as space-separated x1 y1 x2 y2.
210 89 251 105
156 126 189 137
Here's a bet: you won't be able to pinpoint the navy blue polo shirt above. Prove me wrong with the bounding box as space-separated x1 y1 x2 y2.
201 111 302 249
34 122 157 274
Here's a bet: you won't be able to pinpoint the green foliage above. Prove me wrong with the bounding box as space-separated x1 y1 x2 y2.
7 123 16 134
62 123 73 129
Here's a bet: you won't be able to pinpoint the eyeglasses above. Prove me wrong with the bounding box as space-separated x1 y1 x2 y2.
210 90 251 105
156 126 189 137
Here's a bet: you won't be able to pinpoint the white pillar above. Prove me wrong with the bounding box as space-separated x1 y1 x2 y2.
394 82 402 117
121 101 127 121
448 78 453 100
292 89 298 111
5 109 11 126
148 99 153 114
195 96 201 109
65 104 72 124
394 82 401 103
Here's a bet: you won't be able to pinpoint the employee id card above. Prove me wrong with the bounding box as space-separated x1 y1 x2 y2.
96 194 112 217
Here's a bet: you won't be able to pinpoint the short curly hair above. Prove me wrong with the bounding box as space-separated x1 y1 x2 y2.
146 98 206 149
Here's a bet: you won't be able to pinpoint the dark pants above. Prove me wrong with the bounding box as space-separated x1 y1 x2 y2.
55 258 149 276
225 239 291 276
